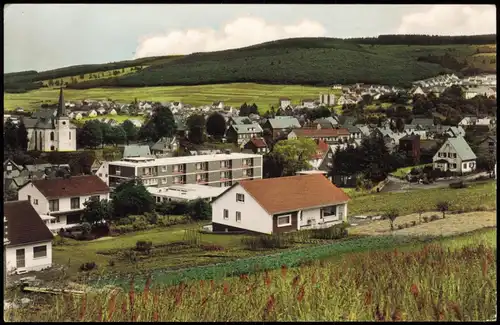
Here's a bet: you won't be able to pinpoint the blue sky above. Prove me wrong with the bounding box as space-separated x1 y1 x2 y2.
4 4 496 73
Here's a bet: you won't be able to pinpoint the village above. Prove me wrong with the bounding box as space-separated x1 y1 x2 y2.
3 73 497 307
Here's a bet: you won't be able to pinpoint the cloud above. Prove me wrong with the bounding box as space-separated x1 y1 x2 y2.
134 16 326 58
397 5 496 35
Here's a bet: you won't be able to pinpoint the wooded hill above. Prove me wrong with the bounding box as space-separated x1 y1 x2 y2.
5 34 496 92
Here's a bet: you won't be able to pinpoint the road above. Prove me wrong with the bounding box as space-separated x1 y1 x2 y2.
380 172 491 193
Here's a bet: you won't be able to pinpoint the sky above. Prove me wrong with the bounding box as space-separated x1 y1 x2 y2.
4 4 496 73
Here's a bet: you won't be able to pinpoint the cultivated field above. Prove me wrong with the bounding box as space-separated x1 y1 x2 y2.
7 228 497 321
3 83 335 113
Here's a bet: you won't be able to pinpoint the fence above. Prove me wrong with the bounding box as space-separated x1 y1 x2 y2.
89 234 413 290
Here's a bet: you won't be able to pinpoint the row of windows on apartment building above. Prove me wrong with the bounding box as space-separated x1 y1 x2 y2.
114 159 254 175
135 170 254 186
27 195 99 212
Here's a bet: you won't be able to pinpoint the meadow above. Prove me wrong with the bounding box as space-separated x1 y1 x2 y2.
3 83 334 113
40 66 139 88
7 228 497 321
389 164 433 179
348 180 496 216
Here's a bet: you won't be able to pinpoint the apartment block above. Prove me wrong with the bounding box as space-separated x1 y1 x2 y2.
107 153 263 189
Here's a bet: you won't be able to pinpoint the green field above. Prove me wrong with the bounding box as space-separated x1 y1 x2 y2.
349 180 496 216
41 66 140 88
8 228 497 321
389 164 432 178
4 83 335 113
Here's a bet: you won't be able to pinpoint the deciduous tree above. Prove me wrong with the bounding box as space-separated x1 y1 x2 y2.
187 114 206 144
206 112 227 139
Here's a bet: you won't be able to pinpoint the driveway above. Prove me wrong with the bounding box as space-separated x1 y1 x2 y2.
380 172 491 193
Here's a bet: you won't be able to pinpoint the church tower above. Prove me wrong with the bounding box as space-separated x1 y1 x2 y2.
54 88 76 151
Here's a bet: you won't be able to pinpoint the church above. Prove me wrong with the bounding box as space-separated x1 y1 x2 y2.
24 88 77 152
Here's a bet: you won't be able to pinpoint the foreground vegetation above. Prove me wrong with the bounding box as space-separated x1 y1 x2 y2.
3 83 333 112
349 180 495 216
7 228 496 321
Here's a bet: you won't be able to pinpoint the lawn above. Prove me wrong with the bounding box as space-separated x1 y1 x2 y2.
389 164 432 178
348 180 496 216
9 228 497 321
3 83 337 113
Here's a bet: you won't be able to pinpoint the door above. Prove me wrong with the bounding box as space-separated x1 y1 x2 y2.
16 249 25 268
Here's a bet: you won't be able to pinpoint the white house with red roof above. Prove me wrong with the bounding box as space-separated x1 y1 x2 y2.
210 174 350 235
18 175 110 233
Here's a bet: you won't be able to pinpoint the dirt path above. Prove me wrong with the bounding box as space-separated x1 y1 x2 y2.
350 210 497 237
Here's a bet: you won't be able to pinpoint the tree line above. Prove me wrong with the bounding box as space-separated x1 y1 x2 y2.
347 34 496 46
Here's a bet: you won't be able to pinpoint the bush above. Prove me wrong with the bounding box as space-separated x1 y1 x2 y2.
200 244 225 251
136 240 153 254
53 235 66 246
449 181 467 189
423 216 429 223
397 225 404 230
157 215 189 227
114 224 135 234
144 212 159 225
79 261 97 272
310 223 349 240
242 234 291 250
410 167 420 175
430 214 440 222
108 260 115 267
411 220 417 227
155 201 189 216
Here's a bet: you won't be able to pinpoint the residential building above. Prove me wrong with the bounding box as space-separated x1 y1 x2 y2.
458 116 478 127
210 174 350 235
476 135 497 159
243 137 269 154
225 123 263 147
433 137 477 174
309 140 330 170
148 184 226 203
212 101 224 110
262 117 301 139
319 93 336 106
278 97 291 108
464 86 496 99
444 126 466 138
4 200 54 274
106 153 263 189
227 116 252 126
23 88 77 152
95 161 110 186
399 134 421 165
17 175 111 233
151 137 179 155
288 128 350 144
301 99 316 109
123 145 153 158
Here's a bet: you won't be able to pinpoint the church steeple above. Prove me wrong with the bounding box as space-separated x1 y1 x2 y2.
57 87 67 117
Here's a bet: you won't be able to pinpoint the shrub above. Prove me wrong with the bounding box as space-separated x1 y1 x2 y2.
132 218 149 231
200 244 225 251
430 214 440 222
404 223 411 228
241 234 291 250
411 220 417 227
310 223 349 240
114 224 135 234
436 201 450 219
144 212 158 225
410 167 420 175
157 215 189 227
79 261 97 272
382 208 400 231
52 235 66 246
136 240 153 254
423 216 429 223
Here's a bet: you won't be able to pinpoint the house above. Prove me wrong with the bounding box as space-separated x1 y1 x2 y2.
17 175 111 233
23 88 77 152
476 117 493 126
212 101 225 110
95 161 109 185
123 145 153 158
243 137 269 154
399 135 421 165
346 126 362 139
458 116 478 127
411 118 435 130
262 117 301 139
288 128 350 144
404 125 428 140
210 174 350 234
476 135 497 159
319 94 336 106
309 140 330 170
108 108 118 115
465 86 496 99
97 107 107 115
225 123 264 147
4 200 54 274
151 137 179 155
433 137 477 174
444 126 466 138
279 97 291 108
410 86 426 96
227 116 252 126
301 99 316 109
357 125 372 138
313 116 339 129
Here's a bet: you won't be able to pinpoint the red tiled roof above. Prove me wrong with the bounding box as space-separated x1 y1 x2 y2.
238 174 350 215
30 175 110 199
312 140 329 159
250 137 268 148
4 201 54 246
292 128 350 137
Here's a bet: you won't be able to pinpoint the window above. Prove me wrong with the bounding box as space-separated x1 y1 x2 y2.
6 165 12 171
236 193 245 202
69 132 71 140
447 153 452 158
99 173 102 177
322 206 337 217
452 163 457 169
236 211 241 223
33 245 47 259
71 197 80 209
328 153 333 158
196 163 202 170
223 209 229 220
220 161 227 168
49 199 59 212
50 146 55 151
27 195 31 202
277 215 292 227
162 178 167 184
90 195 99 201
115 167 121 176
34 199 38 205
143 167 151 175
50 132 55 141
469 162 474 168
224 181 232 187
161 166 167 172
174 164 184 173
452 153 457 158
463 163 467 169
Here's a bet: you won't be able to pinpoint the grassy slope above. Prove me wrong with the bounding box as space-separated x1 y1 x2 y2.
4 83 335 112
9 228 497 321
